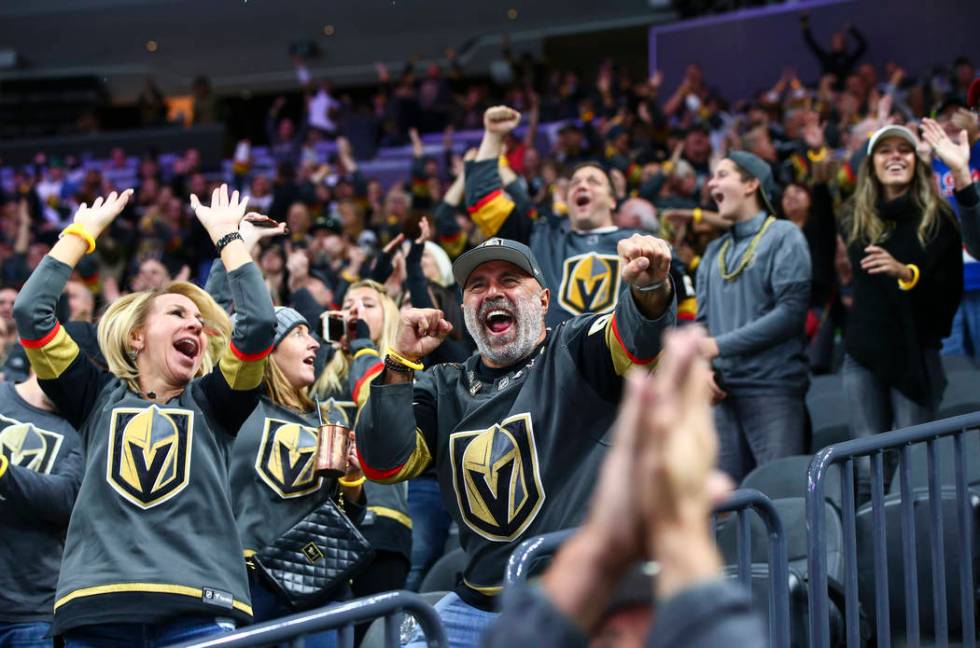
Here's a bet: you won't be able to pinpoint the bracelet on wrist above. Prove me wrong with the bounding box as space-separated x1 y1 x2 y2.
898 263 920 291
338 475 366 488
635 278 668 293
60 224 96 254
692 207 703 225
386 347 424 371
215 231 243 254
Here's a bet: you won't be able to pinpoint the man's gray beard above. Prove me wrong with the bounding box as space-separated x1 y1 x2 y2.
463 294 546 367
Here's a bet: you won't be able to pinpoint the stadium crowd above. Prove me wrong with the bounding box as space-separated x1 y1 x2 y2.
0 13 979 648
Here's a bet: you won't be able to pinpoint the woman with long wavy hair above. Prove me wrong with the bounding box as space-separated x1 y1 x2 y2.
841 125 963 476
13 186 277 646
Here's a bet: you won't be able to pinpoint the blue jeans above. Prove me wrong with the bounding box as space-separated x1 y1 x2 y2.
714 392 807 483
0 622 52 648
405 476 453 591
941 290 980 357
249 572 338 648
62 617 235 648
404 592 497 648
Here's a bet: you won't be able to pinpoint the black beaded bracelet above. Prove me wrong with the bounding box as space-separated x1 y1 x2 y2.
384 355 415 374
215 231 243 254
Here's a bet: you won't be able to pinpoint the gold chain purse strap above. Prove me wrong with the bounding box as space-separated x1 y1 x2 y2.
718 216 776 281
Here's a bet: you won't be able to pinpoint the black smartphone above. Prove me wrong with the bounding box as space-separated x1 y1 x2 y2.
325 316 346 343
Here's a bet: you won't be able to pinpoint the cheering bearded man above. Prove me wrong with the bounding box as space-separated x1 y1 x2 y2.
464 106 693 328
355 234 676 648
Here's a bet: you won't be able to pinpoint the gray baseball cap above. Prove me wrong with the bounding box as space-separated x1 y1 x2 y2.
452 238 547 288
727 150 778 216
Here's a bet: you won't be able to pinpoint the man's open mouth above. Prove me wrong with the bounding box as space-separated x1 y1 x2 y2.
484 309 515 335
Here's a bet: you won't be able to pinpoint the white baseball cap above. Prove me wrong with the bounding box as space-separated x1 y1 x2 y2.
867 125 918 155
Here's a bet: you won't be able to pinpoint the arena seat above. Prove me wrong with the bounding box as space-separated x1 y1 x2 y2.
741 455 844 512
717 498 850 646
419 548 466 594
855 488 980 646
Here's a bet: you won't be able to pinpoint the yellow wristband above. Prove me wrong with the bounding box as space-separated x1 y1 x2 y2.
60 224 96 254
692 207 703 225
807 147 829 162
898 264 920 291
0 454 8 480
341 270 360 284
662 160 675 174
338 475 366 488
386 347 424 371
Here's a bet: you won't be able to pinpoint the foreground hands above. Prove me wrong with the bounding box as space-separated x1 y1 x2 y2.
545 327 729 630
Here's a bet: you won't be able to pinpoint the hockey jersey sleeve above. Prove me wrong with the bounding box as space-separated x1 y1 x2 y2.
354 369 439 485
464 159 534 243
13 256 112 430
0 440 82 527
347 336 385 410
203 258 234 314
561 283 676 402
196 262 277 436
434 201 467 259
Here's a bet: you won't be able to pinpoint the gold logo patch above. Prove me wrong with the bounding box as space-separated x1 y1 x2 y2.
0 415 64 475
303 542 324 563
106 405 193 509
557 252 621 316
256 418 322 499
449 413 545 542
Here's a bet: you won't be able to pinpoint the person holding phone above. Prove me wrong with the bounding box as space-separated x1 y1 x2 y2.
312 281 412 641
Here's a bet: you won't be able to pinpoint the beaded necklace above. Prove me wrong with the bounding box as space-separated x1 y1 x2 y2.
718 216 776 281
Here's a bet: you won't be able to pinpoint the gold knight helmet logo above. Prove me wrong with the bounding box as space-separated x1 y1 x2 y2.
449 413 545 542
558 252 621 316
256 418 322 499
107 405 193 509
0 415 63 475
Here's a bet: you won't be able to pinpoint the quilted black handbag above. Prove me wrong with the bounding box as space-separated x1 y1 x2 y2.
253 498 374 609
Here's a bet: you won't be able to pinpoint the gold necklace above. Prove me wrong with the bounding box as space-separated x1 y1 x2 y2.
718 216 776 281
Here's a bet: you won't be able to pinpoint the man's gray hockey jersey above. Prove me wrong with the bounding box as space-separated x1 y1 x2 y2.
0 380 82 622
356 288 675 609
464 159 693 328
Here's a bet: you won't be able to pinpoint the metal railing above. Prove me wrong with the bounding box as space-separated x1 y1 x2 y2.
806 412 980 648
713 488 791 648
168 590 447 648
504 489 790 647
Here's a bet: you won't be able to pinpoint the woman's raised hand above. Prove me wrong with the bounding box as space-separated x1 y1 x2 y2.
190 184 250 245
73 189 134 238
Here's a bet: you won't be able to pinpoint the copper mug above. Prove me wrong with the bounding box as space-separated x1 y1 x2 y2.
315 423 350 477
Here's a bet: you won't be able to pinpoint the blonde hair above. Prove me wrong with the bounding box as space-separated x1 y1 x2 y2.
98 282 231 394
314 280 399 397
264 353 315 412
846 148 954 248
